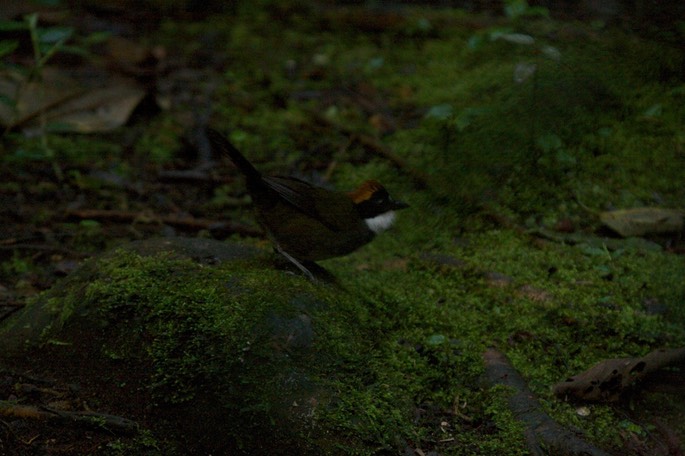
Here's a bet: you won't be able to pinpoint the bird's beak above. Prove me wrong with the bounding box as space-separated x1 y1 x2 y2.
390 199 409 210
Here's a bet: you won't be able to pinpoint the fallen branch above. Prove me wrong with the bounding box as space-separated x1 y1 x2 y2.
482 348 612 456
0 400 138 435
553 347 685 402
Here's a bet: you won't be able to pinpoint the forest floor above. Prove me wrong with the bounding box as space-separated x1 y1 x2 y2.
1 1 684 455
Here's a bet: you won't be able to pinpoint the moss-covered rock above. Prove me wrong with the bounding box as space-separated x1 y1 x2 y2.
0 238 380 454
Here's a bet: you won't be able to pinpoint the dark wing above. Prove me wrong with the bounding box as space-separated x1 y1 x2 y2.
262 176 340 231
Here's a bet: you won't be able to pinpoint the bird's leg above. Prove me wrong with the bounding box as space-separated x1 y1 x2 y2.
274 244 317 282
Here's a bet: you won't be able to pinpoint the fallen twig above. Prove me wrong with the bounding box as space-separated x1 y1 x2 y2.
482 348 612 456
0 400 138 435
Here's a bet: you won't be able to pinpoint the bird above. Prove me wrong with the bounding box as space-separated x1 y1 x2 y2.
206 128 408 280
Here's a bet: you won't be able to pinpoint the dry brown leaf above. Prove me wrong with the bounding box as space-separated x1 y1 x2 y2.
600 207 683 237
0 68 83 129
39 81 145 133
0 67 145 133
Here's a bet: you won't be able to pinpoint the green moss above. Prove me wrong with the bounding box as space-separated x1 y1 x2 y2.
478 386 529 455
321 221 684 453
4 218 682 453
4 134 121 166
104 429 163 456
133 116 183 164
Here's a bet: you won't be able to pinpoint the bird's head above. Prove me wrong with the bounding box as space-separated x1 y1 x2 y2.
348 180 409 233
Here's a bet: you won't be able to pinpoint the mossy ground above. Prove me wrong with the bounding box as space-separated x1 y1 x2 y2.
20 228 682 454
1 2 684 455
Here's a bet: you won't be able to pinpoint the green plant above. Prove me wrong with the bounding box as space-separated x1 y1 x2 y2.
0 10 108 178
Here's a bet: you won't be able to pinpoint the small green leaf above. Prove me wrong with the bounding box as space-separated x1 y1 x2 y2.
38 26 73 44
619 420 644 435
497 33 535 45
578 244 609 257
541 45 561 61
366 56 384 70
597 127 612 137
425 104 453 120
593 264 612 277
513 62 537 83
487 27 515 42
642 103 662 118
467 34 483 50
426 334 446 346
415 17 432 32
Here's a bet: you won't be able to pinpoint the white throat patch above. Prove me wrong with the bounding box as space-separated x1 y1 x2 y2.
365 211 396 234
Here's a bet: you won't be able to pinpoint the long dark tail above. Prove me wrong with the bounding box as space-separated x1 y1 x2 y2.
206 128 261 181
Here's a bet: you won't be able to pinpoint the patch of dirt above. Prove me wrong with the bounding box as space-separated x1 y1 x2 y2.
1 320 155 455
